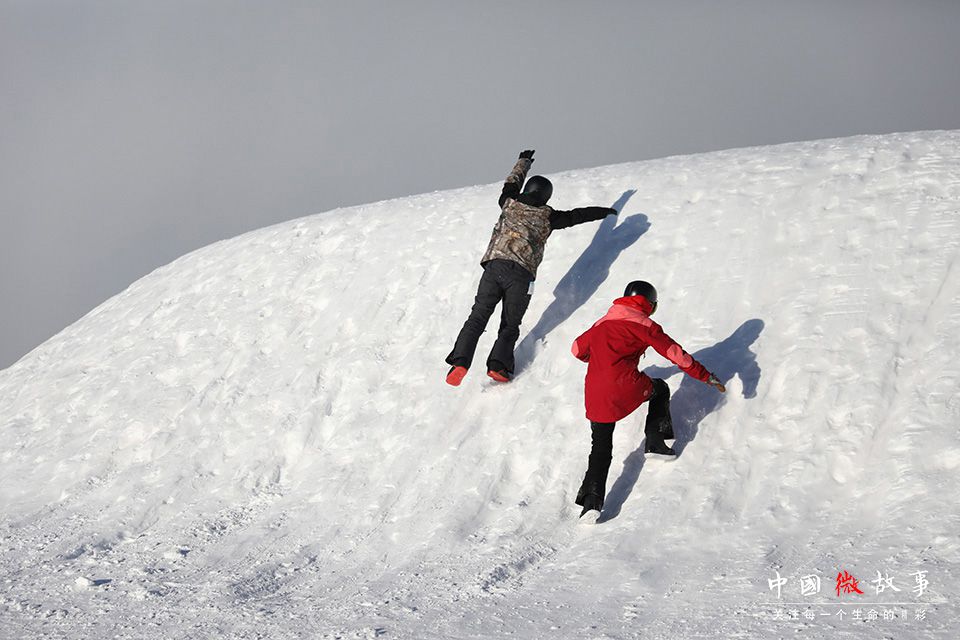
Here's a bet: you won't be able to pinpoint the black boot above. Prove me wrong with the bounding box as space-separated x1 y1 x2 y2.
651 415 674 441
575 480 605 507
579 493 604 522
644 437 677 459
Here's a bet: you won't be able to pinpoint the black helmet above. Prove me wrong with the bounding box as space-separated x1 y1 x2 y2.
624 280 657 313
522 175 553 206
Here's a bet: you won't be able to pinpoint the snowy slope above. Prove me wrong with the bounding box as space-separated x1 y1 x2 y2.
2 131 960 639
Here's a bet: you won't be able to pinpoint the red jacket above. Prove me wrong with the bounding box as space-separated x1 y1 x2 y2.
571 296 711 422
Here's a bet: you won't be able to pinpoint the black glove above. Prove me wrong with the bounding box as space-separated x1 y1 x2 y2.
519 149 535 160
607 207 618 216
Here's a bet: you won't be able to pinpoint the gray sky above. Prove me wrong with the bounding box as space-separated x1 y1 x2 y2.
3 0 960 370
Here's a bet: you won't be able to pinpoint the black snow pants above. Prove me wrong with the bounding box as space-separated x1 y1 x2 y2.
576 378 673 506
446 259 533 374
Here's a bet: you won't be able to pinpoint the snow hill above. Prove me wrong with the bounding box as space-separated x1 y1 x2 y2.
2 131 960 640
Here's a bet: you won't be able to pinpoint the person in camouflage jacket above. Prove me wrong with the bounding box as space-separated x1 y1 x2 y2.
445 149 617 386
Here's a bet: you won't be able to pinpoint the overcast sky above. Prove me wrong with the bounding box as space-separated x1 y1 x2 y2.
2 1 960 370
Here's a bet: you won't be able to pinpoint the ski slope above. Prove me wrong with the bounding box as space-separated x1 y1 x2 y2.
2 131 959 639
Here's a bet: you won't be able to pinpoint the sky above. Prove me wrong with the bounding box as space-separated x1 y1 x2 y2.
2 0 960 370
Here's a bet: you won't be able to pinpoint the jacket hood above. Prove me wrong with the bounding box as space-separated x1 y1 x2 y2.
613 295 654 314
593 295 654 327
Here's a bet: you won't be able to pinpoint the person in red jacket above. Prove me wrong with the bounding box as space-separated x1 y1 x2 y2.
571 280 726 521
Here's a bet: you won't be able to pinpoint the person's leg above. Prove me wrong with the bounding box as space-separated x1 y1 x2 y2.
644 378 673 442
446 266 503 370
576 422 616 507
486 264 533 374
644 378 676 456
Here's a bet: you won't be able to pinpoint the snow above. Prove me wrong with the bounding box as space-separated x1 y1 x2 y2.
2 131 960 639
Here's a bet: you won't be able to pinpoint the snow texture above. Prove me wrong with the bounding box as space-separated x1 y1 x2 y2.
2 131 960 639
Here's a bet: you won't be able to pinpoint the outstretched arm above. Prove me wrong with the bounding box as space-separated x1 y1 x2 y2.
647 323 723 391
550 206 617 230
498 150 534 208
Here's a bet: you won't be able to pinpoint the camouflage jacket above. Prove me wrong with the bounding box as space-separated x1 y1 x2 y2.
480 158 615 279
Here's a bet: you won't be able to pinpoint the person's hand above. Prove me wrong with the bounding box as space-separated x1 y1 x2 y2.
707 374 726 393
519 149 535 160
607 207 618 216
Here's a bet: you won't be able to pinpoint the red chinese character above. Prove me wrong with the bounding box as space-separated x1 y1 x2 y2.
836 570 864 596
